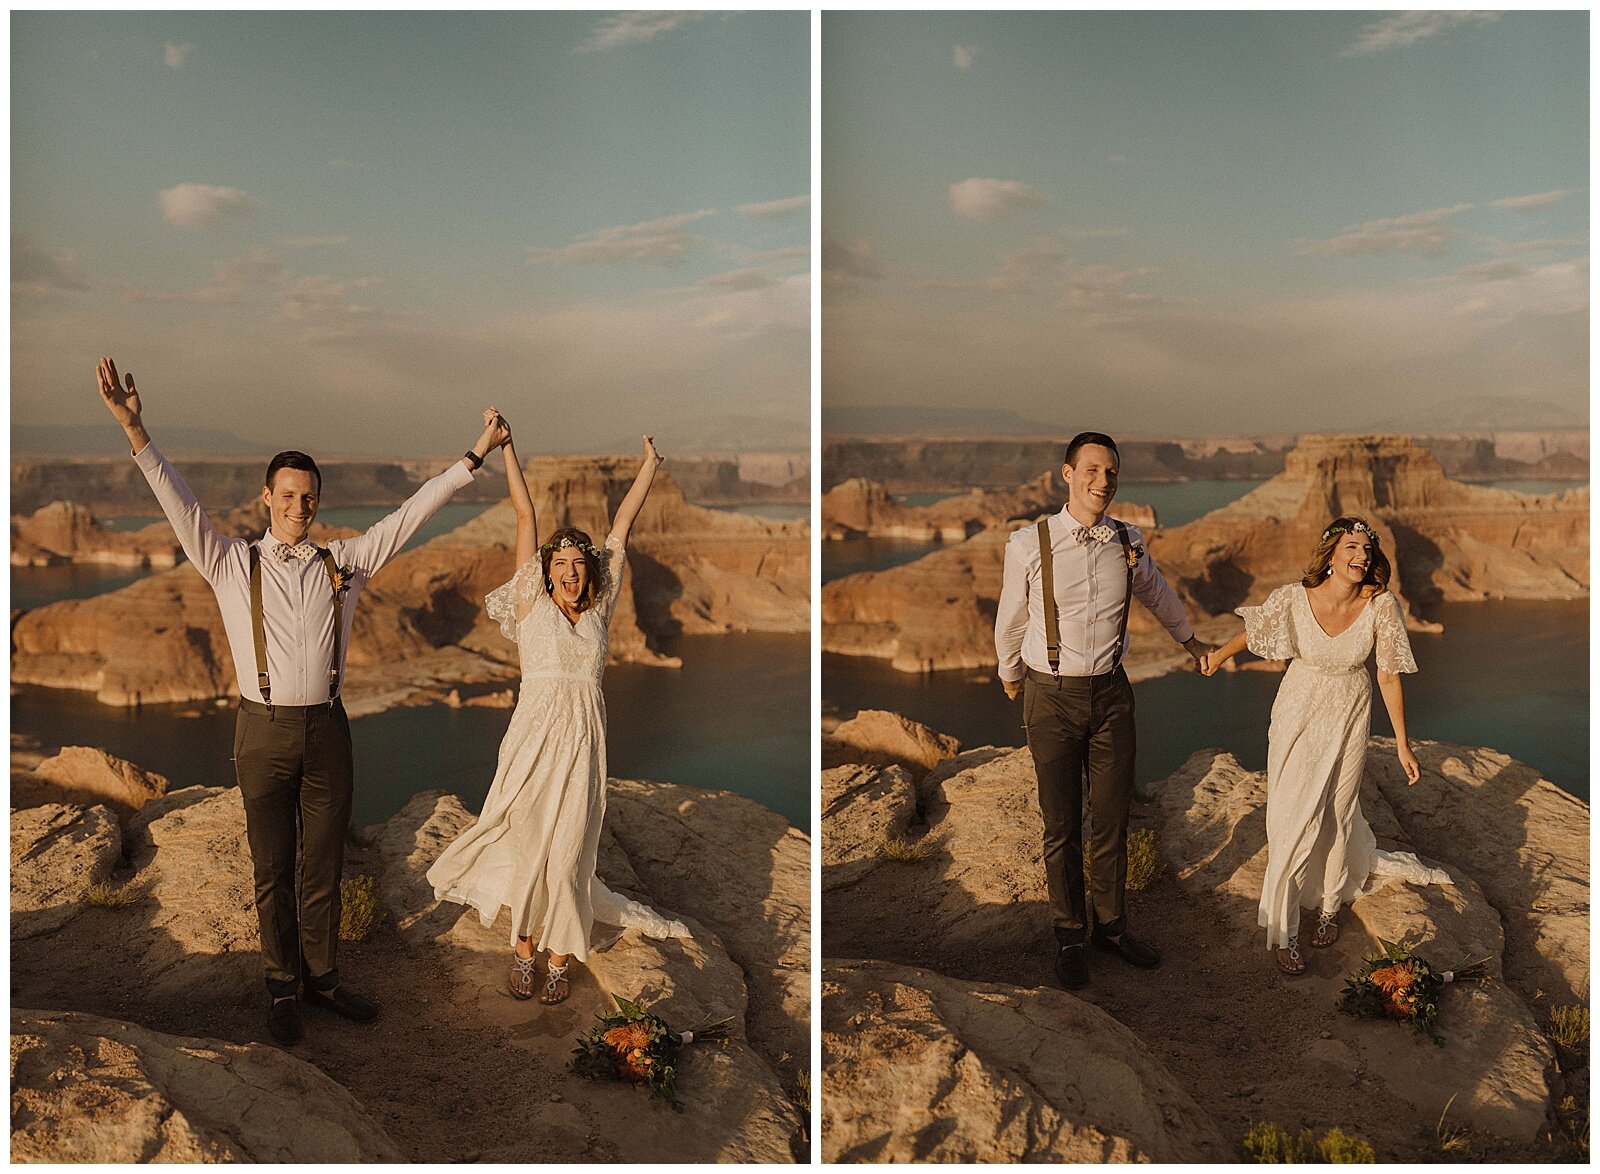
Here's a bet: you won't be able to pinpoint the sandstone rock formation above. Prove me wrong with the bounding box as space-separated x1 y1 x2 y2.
11 457 808 710
822 959 1227 1162
822 710 961 775
821 726 1586 1159
823 473 1155 541
11 804 122 941
11 1009 401 1162
820 527 1233 677
1153 745 1571 1143
12 763 808 1163
11 501 181 568
15 747 170 823
821 434 1587 676
1151 434 1588 620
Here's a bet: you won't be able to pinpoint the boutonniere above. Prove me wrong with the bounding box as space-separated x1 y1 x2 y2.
330 564 357 596
1126 543 1146 569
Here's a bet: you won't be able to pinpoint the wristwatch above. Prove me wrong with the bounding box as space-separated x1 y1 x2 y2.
464 449 484 471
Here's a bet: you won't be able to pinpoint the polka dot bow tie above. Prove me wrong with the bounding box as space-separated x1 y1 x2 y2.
1072 524 1115 545
272 541 317 563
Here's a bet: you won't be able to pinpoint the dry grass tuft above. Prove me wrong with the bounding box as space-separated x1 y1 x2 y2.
877 833 934 863
339 874 383 942
1239 1122 1375 1163
84 880 144 909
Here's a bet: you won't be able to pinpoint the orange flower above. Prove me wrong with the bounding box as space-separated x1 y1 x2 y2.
1369 964 1415 995
604 1023 651 1052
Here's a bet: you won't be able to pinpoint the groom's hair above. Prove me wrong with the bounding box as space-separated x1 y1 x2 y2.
1064 431 1119 467
264 451 322 493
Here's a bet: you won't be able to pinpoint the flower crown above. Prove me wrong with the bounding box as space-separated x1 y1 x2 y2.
539 535 603 559
1322 520 1379 544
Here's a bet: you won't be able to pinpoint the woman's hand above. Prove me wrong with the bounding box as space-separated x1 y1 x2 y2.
1397 742 1421 785
483 407 512 450
642 435 663 468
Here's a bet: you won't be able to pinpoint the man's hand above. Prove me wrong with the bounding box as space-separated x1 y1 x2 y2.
482 406 512 451
96 357 143 428
97 357 150 452
1002 677 1022 700
1183 636 1213 670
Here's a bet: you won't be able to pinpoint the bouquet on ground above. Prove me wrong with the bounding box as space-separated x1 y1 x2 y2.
571 995 734 1109
1337 938 1493 1044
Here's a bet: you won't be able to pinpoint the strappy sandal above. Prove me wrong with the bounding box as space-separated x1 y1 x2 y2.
1276 935 1306 976
1311 908 1340 948
540 960 571 1005
509 952 537 1000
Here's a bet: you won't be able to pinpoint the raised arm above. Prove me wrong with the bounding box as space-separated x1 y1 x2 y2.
334 411 506 576
607 436 664 550
486 408 537 568
96 356 234 582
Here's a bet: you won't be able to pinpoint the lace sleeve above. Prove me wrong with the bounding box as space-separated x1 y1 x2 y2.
1235 584 1298 661
1374 591 1418 674
598 533 627 624
484 555 543 643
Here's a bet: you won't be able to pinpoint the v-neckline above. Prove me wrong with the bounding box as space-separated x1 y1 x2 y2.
1301 585 1370 640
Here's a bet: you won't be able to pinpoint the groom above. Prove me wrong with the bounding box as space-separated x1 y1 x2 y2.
994 431 1211 991
96 357 506 1044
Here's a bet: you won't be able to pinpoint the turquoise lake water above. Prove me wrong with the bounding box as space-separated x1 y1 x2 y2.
11 502 808 827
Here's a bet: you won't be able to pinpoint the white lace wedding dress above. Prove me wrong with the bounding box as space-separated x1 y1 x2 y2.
1238 584 1447 951
426 534 690 958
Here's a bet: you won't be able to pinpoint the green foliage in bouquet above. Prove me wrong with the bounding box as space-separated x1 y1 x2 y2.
572 996 732 1110
1337 938 1491 1045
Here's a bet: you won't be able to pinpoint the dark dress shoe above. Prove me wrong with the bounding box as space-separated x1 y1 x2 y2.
1054 944 1089 990
268 997 304 1044
1090 929 1162 968
302 985 380 1022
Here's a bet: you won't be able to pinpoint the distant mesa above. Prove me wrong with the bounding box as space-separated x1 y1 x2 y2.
10 458 809 711
823 472 1154 542
822 434 1588 676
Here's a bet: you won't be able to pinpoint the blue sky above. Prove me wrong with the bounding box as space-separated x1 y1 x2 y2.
13 11 809 455
823 11 1588 435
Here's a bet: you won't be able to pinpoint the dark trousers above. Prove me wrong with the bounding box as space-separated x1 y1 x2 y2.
1023 667 1136 945
232 698 354 998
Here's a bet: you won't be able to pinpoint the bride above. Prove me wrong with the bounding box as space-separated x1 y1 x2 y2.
1201 516 1440 976
428 411 689 1004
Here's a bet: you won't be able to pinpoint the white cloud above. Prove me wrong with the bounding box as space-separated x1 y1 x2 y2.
530 209 718 267
736 196 809 218
907 234 1160 322
12 235 88 295
125 248 284 306
1340 11 1499 57
1452 259 1534 284
1491 189 1572 212
821 233 884 293
1494 236 1585 256
1297 203 1472 259
953 44 978 71
948 177 1046 222
721 243 809 266
574 11 707 54
699 268 781 292
159 183 260 229
164 42 193 70
281 235 351 248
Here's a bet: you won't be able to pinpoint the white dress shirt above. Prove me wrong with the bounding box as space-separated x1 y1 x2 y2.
994 507 1195 681
134 442 476 705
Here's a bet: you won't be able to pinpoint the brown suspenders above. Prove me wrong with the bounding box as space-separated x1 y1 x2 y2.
1036 517 1136 676
248 544 345 707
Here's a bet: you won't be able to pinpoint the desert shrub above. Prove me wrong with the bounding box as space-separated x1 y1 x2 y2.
84 880 143 909
877 834 933 863
1239 1122 1374 1163
339 874 382 942
1550 1005 1590 1051
1082 827 1164 892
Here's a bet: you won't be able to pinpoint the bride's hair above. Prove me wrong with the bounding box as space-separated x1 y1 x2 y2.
539 526 606 611
1301 516 1390 592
